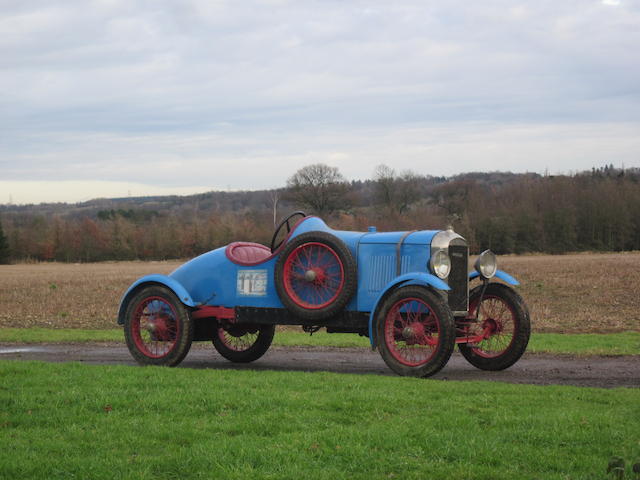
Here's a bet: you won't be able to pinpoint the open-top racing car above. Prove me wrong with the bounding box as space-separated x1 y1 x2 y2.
118 212 530 377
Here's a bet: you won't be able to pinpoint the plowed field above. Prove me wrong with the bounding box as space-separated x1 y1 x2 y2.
1 253 639 332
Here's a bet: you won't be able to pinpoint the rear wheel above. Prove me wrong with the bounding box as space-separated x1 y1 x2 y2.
458 283 530 371
212 324 275 363
376 286 455 378
124 285 193 366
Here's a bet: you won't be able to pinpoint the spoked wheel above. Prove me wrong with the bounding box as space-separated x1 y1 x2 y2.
124 285 193 366
212 323 275 363
284 242 343 308
376 286 455 378
458 283 530 371
275 231 356 321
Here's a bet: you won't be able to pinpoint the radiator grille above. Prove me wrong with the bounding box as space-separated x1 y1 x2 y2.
447 244 468 314
367 255 410 293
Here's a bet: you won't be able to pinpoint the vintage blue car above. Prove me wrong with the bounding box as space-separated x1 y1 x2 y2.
118 212 530 377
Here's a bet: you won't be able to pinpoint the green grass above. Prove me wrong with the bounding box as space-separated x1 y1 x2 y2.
0 361 638 480
275 330 371 348
0 327 123 343
1 327 639 356
527 331 640 356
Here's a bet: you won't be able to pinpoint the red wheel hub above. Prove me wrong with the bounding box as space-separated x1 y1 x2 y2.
481 318 500 338
402 322 431 345
384 297 441 366
466 295 516 358
131 296 180 358
147 314 173 341
304 267 327 285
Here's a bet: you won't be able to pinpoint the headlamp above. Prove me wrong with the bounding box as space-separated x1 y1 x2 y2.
430 249 451 279
474 250 497 279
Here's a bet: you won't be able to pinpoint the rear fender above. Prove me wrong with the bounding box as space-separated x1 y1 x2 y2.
117 274 197 325
367 273 450 349
468 270 520 285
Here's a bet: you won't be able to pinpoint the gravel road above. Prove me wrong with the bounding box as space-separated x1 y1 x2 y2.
1 343 638 388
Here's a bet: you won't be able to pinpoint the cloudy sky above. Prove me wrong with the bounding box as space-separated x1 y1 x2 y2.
1 0 639 204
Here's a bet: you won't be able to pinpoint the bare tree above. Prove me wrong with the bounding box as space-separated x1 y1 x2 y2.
374 164 422 214
286 163 349 215
396 170 422 214
269 190 280 227
374 164 396 209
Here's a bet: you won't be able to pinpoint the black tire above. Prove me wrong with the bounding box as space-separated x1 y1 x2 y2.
123 285 193 366
275 231 357 321
458 283 530 371
212 324 275 363
376 286 456 378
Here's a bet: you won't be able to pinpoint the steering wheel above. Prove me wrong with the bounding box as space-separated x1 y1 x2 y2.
270 211 307 252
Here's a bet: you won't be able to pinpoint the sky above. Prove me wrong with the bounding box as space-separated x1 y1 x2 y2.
1 0 639 204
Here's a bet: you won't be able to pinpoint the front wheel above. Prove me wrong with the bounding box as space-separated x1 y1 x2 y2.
458 283 531 371
212 324 275 363
123 285 193 366
376 286 456 378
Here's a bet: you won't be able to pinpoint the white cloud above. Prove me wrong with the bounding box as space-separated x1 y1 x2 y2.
1 0 639 204
2 122 637 201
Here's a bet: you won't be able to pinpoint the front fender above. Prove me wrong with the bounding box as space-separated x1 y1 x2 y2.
468 270 520 286
367 272 450 349
117 274 197 325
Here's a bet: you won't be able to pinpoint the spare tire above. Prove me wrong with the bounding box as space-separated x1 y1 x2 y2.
275 231 357 321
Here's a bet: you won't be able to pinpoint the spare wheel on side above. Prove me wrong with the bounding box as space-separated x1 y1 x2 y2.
275 231 357 321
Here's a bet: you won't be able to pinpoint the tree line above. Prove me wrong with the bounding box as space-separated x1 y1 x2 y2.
1 164 639 263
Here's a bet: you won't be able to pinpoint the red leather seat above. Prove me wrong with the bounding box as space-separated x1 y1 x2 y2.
225 242 272 265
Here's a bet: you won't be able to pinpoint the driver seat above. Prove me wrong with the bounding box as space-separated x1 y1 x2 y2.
225 242 272 265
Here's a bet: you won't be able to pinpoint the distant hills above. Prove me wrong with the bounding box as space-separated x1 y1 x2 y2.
0 170 540 218
1 166 639 262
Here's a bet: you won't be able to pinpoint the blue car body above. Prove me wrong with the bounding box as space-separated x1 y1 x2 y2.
119 216 518 348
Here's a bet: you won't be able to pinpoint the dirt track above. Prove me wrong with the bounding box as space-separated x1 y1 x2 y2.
1 343 638 388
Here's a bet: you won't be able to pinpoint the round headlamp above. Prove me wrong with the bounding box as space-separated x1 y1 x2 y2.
430 250 451 279
474 250 497 279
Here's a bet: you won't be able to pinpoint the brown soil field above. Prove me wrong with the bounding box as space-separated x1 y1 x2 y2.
0 253 639 333
499 253 640 332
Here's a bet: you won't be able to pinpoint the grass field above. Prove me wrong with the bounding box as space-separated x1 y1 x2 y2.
1 252 639 334
1 360 638 480
1 328 639 356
